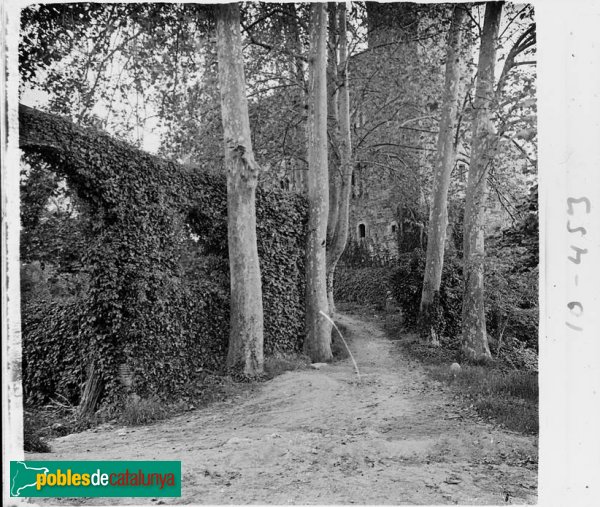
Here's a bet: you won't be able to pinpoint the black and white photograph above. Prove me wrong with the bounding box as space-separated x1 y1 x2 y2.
1 0 599 505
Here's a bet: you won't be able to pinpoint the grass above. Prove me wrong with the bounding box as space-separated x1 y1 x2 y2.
428 364 538 434
406 340 538 434
264 352 311 378
24 411 52 453
119 396 185 426
475 397 537 434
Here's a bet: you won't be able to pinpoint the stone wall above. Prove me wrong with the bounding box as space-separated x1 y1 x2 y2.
348 166 402 257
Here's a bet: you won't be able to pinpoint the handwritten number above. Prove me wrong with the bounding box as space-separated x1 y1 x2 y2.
567 197 591 215
568 246 588 264
567 301 583 317
566 221 587 236
565 197 591 333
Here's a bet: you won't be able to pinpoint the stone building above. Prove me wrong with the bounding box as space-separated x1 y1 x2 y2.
271 3 533 259
348 164 403 257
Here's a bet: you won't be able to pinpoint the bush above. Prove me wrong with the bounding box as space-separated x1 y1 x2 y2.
339 239 396 267
24 412 51 453
334 266 394 309
486 256 538 350
390 249 463 345
389 246 538 355
485 183 539 350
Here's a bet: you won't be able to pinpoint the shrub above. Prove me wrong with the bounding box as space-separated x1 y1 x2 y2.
486 256 538 350
390 249 426 329
390 249 463 345
24 412 51 453
334 266 394 309
339 239 396 267
485 184 539 349
389 246 538 354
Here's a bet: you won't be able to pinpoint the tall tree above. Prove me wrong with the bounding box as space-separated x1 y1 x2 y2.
215 3 264 375
326 2 340 249
304 3 332 362
326 3 353 313
461 2 503 361
419 6 466 344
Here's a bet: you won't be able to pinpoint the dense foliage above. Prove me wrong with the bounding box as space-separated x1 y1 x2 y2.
495 184 539 270
336 202 538 363
20 105 307 407
486 185 539 353
390 249 463 344
334 265 394 309
388 240 538 362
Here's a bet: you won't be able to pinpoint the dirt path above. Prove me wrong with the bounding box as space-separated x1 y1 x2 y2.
28 313 537 504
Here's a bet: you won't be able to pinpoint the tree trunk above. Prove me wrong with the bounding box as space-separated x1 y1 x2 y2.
304 3 333 362
461 2 503 362
283 2 308 192
216 3 264 375
326 4 353 315
283 2 306 93
326 2 340 249
419 6 465 345
78 362 103 418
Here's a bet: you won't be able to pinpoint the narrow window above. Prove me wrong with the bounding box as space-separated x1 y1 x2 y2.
358 223 366 238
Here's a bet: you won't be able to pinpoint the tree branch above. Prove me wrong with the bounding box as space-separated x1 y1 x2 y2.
241 23 307 62
496 23 536 96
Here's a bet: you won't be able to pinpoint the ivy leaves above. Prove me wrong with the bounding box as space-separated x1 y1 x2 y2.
21 105 308 407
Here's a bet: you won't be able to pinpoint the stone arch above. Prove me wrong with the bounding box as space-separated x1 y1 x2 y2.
19 104 194 415
18 104 310 417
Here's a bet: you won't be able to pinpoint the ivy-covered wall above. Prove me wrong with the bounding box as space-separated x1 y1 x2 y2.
19 105 307 407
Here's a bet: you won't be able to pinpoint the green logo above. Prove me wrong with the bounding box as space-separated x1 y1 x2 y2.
10 461 181 497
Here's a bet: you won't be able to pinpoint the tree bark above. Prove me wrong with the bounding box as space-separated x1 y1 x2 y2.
419 6 465 345
326 4 353 314
304 3 333 362
78 362 103 418
216 3 264 375
283 2 308 192
326 2 340 249
461 2 503 362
